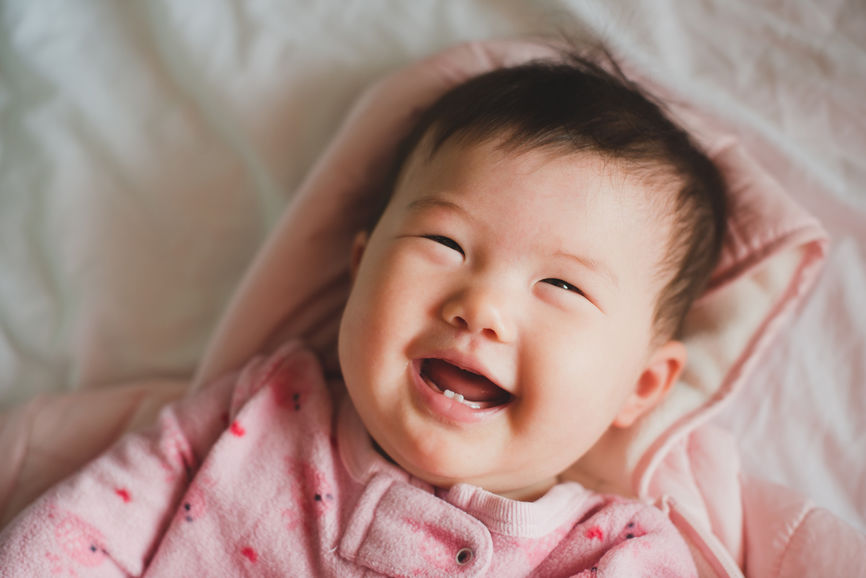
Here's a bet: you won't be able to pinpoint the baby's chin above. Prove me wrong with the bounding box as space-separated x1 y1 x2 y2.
372 438 557 502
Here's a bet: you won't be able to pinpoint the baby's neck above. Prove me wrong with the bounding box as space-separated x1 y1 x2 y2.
371 437 557 502
493 477 558 502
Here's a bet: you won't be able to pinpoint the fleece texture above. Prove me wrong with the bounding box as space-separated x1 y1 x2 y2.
0 343 696 577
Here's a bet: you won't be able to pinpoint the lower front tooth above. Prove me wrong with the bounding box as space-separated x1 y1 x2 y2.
443 389 481 409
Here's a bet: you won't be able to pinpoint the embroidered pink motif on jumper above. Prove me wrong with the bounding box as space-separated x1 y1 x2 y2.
44 507 109 574
268 352 316 410
621 521 643 541
241 546 258 563
230 421 246 437
281 458 335 533
177 474 217 524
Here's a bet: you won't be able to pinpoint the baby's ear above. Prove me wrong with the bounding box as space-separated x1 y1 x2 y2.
613 340 687 428
350 231 369 282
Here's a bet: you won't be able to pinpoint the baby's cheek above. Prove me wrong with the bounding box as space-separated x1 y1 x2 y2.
523 398 605 465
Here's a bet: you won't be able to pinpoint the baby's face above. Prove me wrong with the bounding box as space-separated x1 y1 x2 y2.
339 138 676 500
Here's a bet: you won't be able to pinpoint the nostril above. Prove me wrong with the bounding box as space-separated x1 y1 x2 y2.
449 314 469 330
442 292 512 342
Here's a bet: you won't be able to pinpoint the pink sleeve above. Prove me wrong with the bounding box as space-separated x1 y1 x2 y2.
0 367 244 576
741 475 866 577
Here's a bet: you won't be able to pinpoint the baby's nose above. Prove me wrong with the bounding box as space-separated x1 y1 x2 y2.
441 283 516 343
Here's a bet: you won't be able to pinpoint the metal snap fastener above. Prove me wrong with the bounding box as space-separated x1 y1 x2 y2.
456 547 474 565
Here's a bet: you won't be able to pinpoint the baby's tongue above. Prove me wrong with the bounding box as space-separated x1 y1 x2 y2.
421 359 507 403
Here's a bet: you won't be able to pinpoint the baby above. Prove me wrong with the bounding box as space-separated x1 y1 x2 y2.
0 52 725 576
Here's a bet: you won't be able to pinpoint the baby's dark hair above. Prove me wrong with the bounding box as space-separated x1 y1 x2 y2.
378 50 727 341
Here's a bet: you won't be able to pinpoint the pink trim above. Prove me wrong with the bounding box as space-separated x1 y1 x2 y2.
635 232 828 497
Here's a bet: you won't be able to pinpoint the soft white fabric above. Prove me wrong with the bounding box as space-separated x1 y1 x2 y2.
1 0 864 536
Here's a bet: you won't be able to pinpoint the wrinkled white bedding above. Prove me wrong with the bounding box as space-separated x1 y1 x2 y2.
1 0 864 533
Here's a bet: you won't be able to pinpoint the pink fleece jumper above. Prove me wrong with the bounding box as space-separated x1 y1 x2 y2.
0 343 696 576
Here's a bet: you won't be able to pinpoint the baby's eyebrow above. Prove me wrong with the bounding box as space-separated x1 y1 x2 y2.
555 250 619 288
406 196 470 218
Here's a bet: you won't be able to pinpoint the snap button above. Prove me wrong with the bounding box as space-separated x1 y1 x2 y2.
455 547 474 565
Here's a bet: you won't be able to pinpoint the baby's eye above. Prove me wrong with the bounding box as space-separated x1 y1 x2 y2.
542 278 584 296
423 235 464 256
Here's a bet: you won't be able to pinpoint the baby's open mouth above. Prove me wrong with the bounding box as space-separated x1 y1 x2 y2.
419 358 513 410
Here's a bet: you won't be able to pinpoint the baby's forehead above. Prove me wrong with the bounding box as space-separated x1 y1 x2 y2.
400 132 679 219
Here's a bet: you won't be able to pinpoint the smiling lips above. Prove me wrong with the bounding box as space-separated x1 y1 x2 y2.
419 358 513 409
